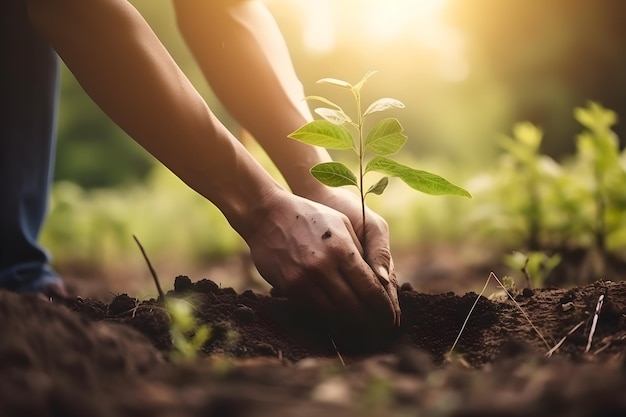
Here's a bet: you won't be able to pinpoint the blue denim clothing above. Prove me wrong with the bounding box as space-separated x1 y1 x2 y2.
0 0 63 292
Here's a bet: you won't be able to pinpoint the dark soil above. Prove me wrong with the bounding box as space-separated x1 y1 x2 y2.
1 275 625 417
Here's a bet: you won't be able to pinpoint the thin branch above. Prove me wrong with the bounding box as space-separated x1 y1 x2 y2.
585 294 605 353
133 234 165 301
448 273 491 357
546 320 585 357
330 336 346 368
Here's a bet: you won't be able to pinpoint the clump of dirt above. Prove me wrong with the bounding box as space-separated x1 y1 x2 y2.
1 277 625 417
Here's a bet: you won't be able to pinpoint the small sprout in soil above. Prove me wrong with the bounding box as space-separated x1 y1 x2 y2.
488 275 517 301
503 251 561 289
168 298 211 362
289 71 471 242
133 234 210 361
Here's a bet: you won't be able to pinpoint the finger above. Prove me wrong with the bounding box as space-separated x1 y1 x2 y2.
358 216 401 325
336 246 396 327
384 259 401 326
361 220 393 286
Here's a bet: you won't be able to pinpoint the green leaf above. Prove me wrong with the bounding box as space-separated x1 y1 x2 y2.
364 118 407 156
513 122 542 150
314 107 352 125
366 176 389 196
191 326 211 349
167 299 194 331
304 95 344 111
353 70 378 92
574 101 617 132
363 98 405 117
365 156 472 198
310 162 358 187
317 77 353 89
288 120 354 150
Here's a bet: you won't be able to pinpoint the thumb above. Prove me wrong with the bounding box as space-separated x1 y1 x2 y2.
362 225 393 285
363 227 401 326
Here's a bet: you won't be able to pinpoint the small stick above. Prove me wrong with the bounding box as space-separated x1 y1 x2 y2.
447 273 491 357
546 320 585 357
585 294 604 353
330 336 346 368
521 256 532 289
133 235 165 301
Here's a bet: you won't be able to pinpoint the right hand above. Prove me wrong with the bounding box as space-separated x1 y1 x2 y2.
244 190 397 329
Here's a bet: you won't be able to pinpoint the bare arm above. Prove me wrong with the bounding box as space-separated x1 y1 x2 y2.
26 0 398 327
173 0 329 197
174 0 400 321
27 0 278 238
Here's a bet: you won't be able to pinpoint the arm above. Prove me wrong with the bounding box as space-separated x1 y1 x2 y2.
174 0 400 320
26 0 398 327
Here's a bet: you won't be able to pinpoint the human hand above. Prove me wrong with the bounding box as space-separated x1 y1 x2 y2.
244 189 398 329
305 187 401 326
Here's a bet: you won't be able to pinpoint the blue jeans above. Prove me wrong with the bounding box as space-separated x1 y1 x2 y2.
0 0 62 292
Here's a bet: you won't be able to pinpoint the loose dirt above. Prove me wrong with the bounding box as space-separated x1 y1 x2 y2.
1 276 625 417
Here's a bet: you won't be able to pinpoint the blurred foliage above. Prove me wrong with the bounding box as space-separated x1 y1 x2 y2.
469 102 626 256
55 0 626 188
41 164 246 267
46 1 626 269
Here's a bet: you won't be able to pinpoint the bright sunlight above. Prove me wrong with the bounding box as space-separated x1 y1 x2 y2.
265 0 467 81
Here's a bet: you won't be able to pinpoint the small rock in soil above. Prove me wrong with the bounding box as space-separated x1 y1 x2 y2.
108 294 136 316
232 305 255 324
174 275 193 293
194 279 220 294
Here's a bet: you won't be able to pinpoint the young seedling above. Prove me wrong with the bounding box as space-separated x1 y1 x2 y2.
497 122 555 250
503 250 561 289
288 71 471 243
167 297 212 362
574 101 625 254
133 235 210 361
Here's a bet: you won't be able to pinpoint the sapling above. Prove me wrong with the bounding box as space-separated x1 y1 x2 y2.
167 297 211 362
574 101 625 253
288 71 471 244
133 235 210 361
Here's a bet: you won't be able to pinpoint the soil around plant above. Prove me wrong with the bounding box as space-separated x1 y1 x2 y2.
1 276 625 417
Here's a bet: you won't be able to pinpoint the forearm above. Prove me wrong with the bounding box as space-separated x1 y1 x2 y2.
26 0 283 238
174 0 332 198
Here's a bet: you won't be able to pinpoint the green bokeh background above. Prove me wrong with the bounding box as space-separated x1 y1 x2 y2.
44 0 626 277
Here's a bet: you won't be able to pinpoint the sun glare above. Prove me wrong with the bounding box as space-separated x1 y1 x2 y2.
265 0 467 81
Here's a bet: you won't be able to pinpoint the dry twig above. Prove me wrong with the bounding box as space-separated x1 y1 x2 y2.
585 294 605 353
330 336 346 368
546 320 585 357
133 234 165 301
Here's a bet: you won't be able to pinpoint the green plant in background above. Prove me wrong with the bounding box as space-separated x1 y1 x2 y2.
573 101 626 254
496 122 561 250
289 71 471 241
504 251 562 289
167 297 211 362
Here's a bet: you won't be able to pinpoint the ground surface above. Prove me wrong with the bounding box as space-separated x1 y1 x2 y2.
1 271 625 417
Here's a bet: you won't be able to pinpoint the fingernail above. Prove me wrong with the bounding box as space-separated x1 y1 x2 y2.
376 266 390 284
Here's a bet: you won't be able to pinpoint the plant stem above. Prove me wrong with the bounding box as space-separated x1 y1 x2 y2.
355 89 366 246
